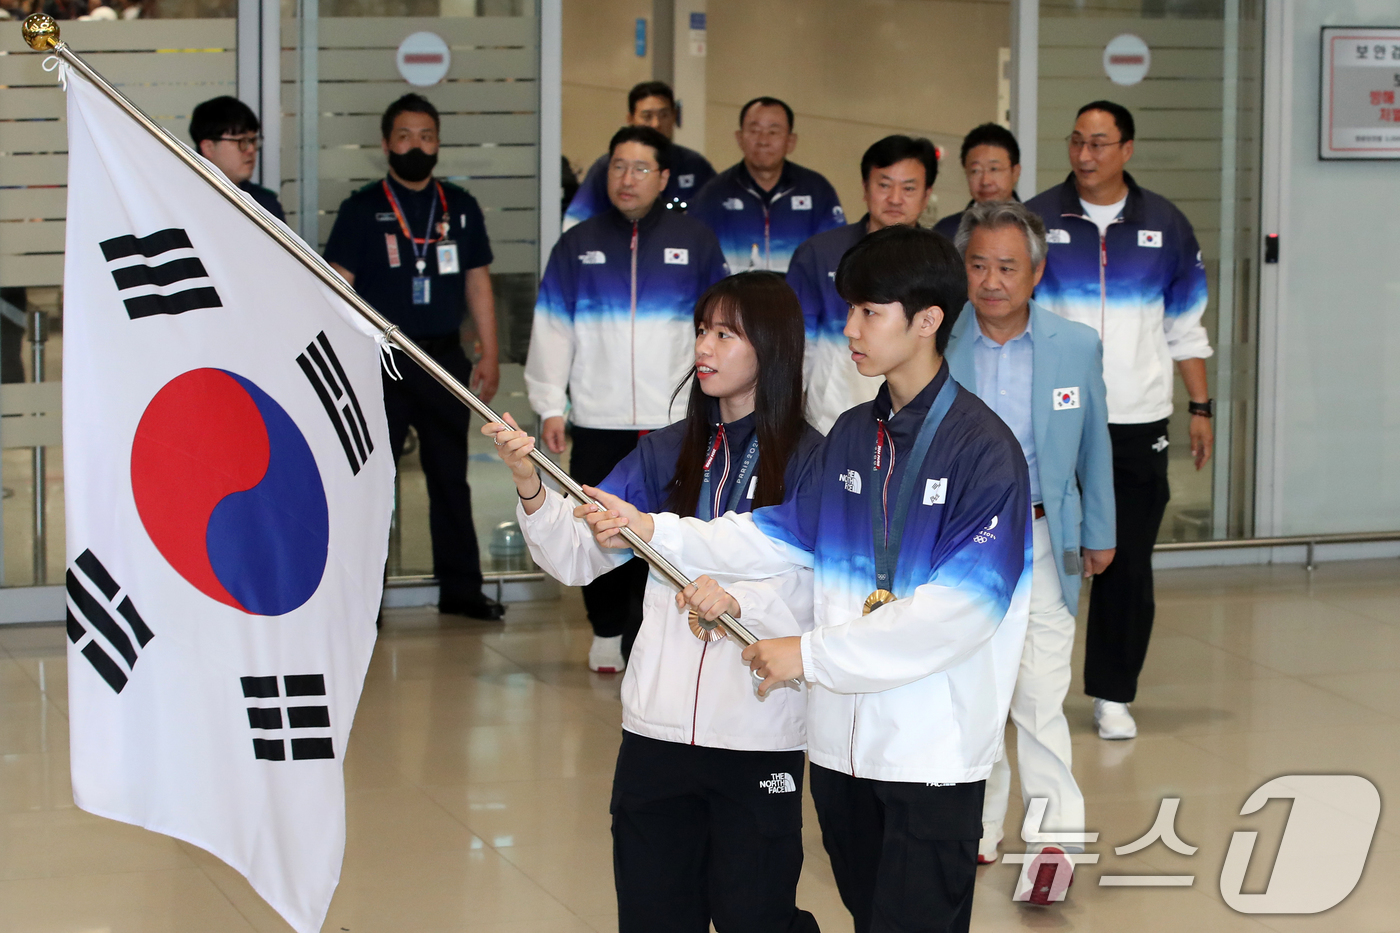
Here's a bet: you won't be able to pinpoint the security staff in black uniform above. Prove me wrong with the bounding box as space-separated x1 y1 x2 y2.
324 93 505 620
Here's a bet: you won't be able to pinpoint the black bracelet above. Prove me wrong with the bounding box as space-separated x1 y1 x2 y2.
518 476 545 501
1188 399 1214 418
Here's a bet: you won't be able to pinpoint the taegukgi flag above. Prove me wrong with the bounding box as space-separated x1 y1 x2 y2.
59 61 394 933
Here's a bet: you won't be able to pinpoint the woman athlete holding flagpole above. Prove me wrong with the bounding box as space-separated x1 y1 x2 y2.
484 271 822 933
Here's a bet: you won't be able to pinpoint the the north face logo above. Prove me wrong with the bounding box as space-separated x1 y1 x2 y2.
840 469 862 494
723 198 744 210
579 250 606 265
760 772 797 794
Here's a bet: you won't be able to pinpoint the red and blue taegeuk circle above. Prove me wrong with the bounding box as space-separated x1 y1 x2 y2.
130 368 329 616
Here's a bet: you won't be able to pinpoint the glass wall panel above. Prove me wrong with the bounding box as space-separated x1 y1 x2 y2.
1036 0 1262 541
279 1 541 578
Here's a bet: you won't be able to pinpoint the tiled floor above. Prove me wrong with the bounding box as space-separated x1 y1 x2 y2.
3 559 1400 932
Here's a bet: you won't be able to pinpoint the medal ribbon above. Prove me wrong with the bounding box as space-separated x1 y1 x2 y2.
867 375 959 597
382 179 448 270
696 425 761 521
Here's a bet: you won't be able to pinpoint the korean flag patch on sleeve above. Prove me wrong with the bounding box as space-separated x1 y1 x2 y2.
1053 387 1081 410
664 248 689 265
1138 230 1163 248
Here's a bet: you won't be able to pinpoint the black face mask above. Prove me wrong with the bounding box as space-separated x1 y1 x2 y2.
388 147 438 183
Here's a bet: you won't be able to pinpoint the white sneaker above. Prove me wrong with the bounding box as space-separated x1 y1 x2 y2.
588 635 626 673
978 821 1002 864
1093 698 1137 740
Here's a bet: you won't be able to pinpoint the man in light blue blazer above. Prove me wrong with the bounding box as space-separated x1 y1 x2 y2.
946 200 1115 903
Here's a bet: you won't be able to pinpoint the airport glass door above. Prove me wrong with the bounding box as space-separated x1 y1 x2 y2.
278 0 544 580
1036 0 1264 542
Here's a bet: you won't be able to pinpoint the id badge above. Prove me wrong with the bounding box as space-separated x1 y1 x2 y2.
436 240 460 275
412 275 432 305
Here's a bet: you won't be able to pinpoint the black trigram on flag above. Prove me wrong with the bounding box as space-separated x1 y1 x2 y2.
297 331 374 475
67 549 155 694
99 227 223 320
241 673 335 761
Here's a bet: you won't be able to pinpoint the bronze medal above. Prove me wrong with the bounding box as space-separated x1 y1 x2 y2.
863 589 897 615
687 609 727 642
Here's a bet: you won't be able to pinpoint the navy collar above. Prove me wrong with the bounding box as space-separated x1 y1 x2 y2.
385 174 436 201
706 396 757 436
872 361 951 427
737 161 794 199
605 201 666 234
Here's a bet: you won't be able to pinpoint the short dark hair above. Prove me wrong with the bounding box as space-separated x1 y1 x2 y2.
628 81 675 113
1076 100 1135 142
738 97 794 131
190 96 260 145
608 125 673 173
381 93 440 140
959 123 1020 166
834 226 965 355
860 135 938 187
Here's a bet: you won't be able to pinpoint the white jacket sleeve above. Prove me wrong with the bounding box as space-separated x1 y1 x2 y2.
517 488 630 587
524 246 576 421
727 567 815 640
650 511 812 581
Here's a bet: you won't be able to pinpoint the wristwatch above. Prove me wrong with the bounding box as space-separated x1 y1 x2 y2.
1188 399 1214 418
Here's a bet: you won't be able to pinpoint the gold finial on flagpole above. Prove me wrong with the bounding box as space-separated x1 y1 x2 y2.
22 14 61 52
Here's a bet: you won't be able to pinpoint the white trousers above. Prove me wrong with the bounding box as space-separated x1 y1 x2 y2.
982 516 1085 847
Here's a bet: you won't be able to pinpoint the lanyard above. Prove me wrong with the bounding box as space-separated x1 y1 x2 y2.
868 376 958 597
382 179 447 269
696 426 761 521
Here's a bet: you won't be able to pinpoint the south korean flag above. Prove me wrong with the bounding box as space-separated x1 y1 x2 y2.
60 61 393 933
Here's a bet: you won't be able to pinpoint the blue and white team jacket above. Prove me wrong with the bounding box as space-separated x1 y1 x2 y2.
562 144 717 232
1026 172 1212 424
688 161 845 274
518 409 824 751
526 205 727 430
650 366 1033 784
787 215 880 434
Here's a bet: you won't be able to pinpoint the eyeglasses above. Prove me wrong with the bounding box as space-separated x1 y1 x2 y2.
1066 136 1126 155
217 135 263 152
608 161 657 179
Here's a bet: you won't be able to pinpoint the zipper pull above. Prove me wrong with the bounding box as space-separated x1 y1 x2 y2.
631 220 638 252
1100 235 1107 268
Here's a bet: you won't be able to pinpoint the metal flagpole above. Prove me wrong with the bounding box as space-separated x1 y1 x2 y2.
20 13 764 650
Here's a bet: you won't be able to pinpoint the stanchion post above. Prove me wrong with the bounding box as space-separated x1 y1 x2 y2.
29 308 46 585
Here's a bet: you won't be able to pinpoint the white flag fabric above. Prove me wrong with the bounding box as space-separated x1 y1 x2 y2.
61 63 394 933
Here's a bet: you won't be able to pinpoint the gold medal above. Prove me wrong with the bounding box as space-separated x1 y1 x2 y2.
863 589 897 615
687 609 727 642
